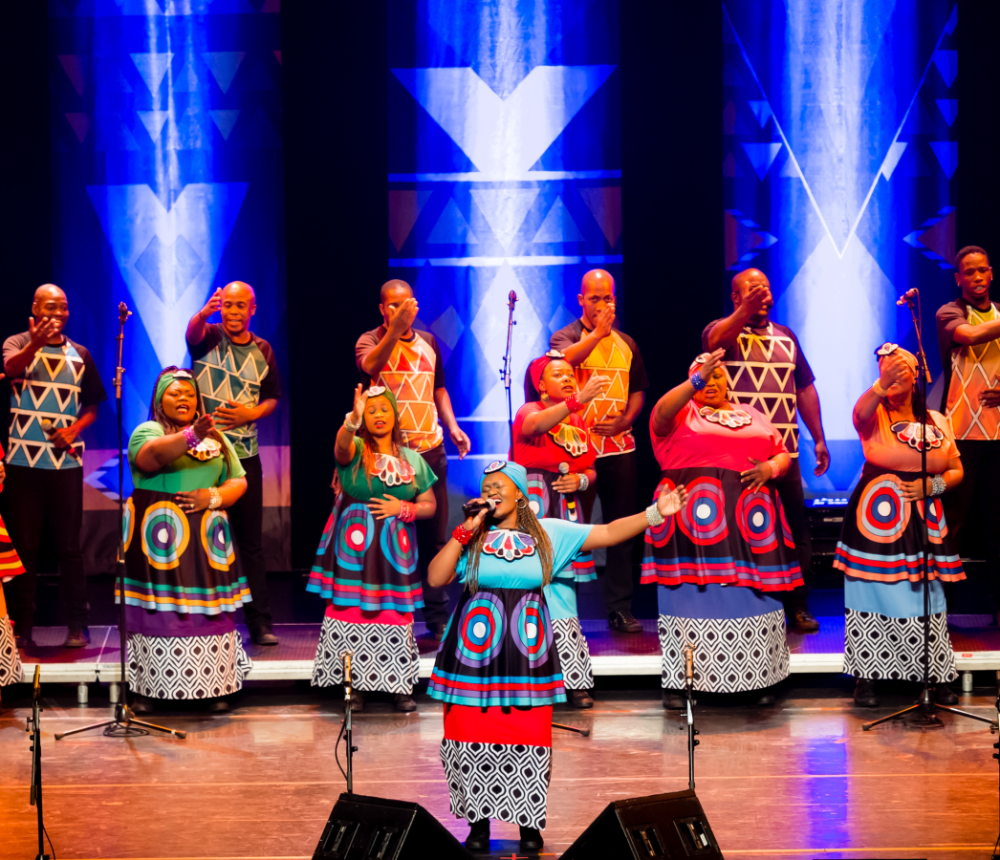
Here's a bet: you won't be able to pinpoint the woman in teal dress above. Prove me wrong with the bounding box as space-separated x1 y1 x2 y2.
124 368 250 712
308 384 437 712
427 461 687 854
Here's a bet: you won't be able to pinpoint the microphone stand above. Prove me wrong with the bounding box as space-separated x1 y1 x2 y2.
682 644 699 790
27 666 52 860
56 302 185 741
864 292 995 732
342 652 356 794
500 291 518 453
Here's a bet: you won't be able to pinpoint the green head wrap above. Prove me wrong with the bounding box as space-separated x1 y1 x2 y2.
363 385 399 418
154 369 197 408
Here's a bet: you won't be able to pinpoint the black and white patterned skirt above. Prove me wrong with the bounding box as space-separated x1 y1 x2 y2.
844 608 957 684
311 615 420 694
440 739 552 829
551 616 594 690
0 614 23 687
127 630 252 700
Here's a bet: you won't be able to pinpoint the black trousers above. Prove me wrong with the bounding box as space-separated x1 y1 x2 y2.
942 440 1000 597
230 454 272 632
771 458 812 607
4 464 89 629
593 451 638 615
417 443 451 627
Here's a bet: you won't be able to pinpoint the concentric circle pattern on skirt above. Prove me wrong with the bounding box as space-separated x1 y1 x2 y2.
843 607 957 683
440 739 552 829
311 614 419 694
0 615 23 687
657 609 789 693
201 510 236 571
127 630 251 699
551 616 594 690
141 501 190 570
456 592 506 668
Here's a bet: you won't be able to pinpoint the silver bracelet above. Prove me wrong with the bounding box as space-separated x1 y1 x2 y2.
578 473 589 492
930 475 947 497
645 502 665 527
344 411 363 432
208 487 222 510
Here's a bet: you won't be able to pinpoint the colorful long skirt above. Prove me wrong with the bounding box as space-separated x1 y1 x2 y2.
119 488 253 700
835 464 963 683
0 614 23 687
307 494 424 693
657 583 789 693
311 606 420 694
431 585 563 829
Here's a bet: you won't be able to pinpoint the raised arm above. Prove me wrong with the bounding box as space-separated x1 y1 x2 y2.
558 305 614 367
335 384 366 466
186 288 222 346
650 349 724 436
359 298 418 378
853 353 909 431
704 285 769 350
428 503 490 587
4 318 62 379
953 317 1000 346
520 373 610 437
581 483 688 552
135 413 217 472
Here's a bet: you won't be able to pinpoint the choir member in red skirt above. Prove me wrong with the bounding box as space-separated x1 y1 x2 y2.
307 384 437 712
642 350 803 708
427 460 687 853
513 350 609 708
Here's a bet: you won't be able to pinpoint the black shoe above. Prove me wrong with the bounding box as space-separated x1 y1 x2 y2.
754 691 776 706
567 689 593 709
131 695 154 714
349 689 365 712
788 606 819 633
662 689 685 710
206 698 231 713
419 622 446 642
608 609 643 634
465 819 490 852
64 627 90 648
934 684 959 705
519 826 543 852
251 627 279 646
394 694 417 712
854 678 878 708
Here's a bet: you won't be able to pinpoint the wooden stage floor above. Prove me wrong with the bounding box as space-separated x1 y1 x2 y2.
2 683 999 860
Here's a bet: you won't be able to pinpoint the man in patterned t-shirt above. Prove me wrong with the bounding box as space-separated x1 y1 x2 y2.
356 280 471 645
703 267 830 633
187 281 281 645
3 284 107 648
936 246 1000 610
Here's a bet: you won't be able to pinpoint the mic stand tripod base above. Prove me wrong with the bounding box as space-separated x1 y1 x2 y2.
862 688 997 732
55 702 187 740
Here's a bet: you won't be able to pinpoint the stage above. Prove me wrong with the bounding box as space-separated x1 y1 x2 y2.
2 680 998 859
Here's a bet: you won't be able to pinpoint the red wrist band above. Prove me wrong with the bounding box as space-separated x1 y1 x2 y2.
398 500 416 523
452 525 474 545
565 394 583 413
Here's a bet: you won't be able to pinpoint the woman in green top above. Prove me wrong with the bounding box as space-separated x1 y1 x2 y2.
308 384 437 712
124 367 250 712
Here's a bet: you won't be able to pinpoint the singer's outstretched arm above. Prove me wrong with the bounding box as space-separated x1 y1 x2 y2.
581 483 688 553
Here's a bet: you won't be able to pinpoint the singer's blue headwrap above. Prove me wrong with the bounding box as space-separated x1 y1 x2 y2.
481 460 529 498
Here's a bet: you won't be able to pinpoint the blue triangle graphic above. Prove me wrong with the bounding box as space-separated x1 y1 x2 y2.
741 143 783 180
210 110 241 141
933 50 957 88
130 53 173 96
173 56 200 93
747 100 773 128
202 52 246 94
929 141 958 179
137 110 170 142
533 196 585 243
935 99 958 127
427 199 478 244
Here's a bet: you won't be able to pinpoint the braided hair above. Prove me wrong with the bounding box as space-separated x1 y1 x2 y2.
464 497 554 592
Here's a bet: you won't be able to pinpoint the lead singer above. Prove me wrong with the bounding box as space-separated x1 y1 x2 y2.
513 351 609 708
427 461 687 853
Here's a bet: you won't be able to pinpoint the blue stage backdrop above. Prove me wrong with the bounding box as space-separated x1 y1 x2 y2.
49 0 289 573
723 1 958 500
387 0 622 498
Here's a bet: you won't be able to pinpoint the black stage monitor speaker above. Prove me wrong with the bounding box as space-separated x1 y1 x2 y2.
313 793 473 860
560 789 724 859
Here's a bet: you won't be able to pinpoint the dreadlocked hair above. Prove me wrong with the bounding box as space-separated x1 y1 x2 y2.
352 418 406 489
149 366 234 474
464 498 554 592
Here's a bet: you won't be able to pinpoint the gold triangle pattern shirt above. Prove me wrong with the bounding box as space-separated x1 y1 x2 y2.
942 302 1000 440
701 319 815 457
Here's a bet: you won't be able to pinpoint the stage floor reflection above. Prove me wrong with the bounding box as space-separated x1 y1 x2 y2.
2 685 998 859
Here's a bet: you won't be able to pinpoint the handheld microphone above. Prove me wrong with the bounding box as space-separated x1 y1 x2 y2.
896 288 919 306
462 498 497 518
558 462 570 475
683 643 695 686
343 652 353 701
41 418 81 461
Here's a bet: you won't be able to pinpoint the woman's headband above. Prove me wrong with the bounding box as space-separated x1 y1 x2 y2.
481 460 529 498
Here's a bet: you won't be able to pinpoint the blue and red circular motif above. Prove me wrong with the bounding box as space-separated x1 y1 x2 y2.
456 592 505 667
511 593 553 667
527 474 548 518
335 503 374 571
646 478 676 547
678 478 728 546
918 498 948 544
857 475 909 544
381 516 418 574
736 488 777 553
